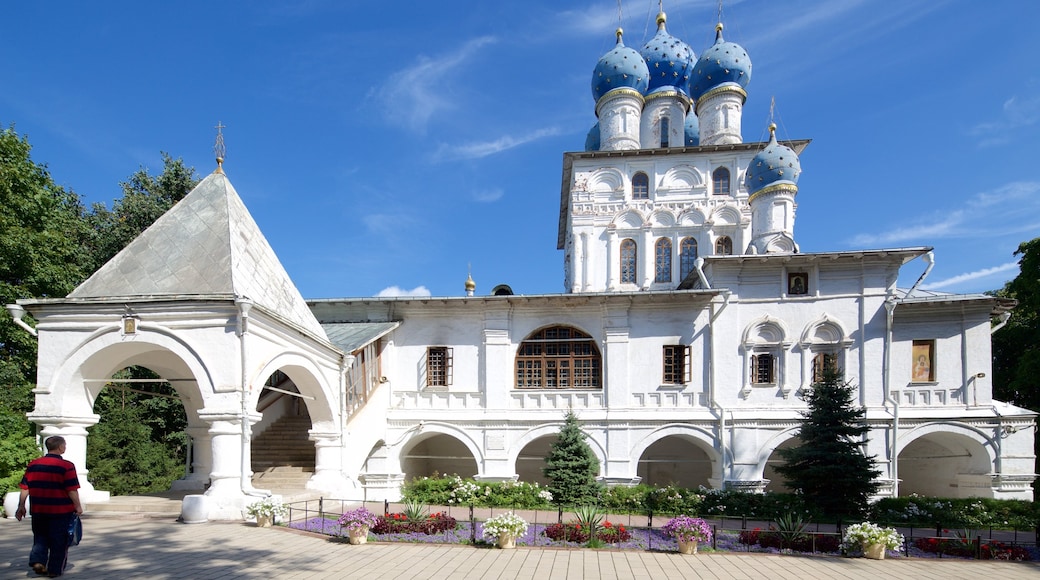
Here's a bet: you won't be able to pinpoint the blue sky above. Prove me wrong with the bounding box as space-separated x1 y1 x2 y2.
3 1 1038 299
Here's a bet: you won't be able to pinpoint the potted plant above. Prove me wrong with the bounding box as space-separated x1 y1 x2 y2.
482 511 529 549
338 506 379 545
662 515 712 555
246 497 287 527
842 522 904 559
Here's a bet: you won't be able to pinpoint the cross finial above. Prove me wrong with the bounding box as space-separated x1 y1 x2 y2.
214 121 227 174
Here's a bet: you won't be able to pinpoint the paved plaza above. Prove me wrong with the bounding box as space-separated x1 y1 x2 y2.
2 515 1039 580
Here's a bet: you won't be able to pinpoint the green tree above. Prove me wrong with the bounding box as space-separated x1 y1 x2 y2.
775 370 881 520
543 411 602 507
86 152 199 271
991 237 1040 493
0 125 94 493
992 237 1040 411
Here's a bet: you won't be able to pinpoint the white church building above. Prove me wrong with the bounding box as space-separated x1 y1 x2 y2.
9 11 1035 520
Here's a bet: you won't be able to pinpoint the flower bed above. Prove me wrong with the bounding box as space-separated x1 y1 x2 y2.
542 521 632 543
738 527 841 553
371 511 458 535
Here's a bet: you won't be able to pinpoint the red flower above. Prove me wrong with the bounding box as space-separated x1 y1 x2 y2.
604 522 613 528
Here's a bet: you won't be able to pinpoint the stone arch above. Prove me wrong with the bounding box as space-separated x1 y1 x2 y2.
649 210 676 227
251 352 336 427
631 424 720 489
710 205 742 226
678 209 707 226
586 168 624 193
757 428 803 493
659 165 703 191
510 423 606 485
742 316 789 346
612 210 645 230
398 424 483 480
47 324 215 416
897 422 997 498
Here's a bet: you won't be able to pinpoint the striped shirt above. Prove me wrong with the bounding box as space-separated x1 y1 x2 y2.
19 454 80 515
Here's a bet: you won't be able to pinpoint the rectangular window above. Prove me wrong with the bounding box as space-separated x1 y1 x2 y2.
426 346 453 387
812 352 839 383
911 340 935 383
663 345 691 385
751 353 775 384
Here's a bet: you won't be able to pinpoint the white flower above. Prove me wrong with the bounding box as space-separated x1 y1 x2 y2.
482 512 529 538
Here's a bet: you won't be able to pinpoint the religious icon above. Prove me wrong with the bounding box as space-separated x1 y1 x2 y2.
787 273 808 295
123 317 137 335
912 342 933 382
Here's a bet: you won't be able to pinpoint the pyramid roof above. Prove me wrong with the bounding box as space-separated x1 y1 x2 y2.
69 171 327 339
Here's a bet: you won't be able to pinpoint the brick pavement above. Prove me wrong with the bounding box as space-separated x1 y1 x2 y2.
2 516 1039 579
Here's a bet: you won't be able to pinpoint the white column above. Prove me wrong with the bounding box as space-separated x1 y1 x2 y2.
37 418 108 502
641 228 653 288
607 228 619 291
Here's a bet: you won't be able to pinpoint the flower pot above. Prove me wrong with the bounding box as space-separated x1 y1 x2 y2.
255 514 272 528
862 542 886 560
348 526 369 545
677 539 699 555
498 533 516 549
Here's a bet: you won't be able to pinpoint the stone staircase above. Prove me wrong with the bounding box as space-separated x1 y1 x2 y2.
250 415 316 496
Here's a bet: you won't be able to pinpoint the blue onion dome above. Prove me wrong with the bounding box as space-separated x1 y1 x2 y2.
584 122 601 151
640 11 695 94
689 23 752 101
592 28 650 102
745 124 801 196
684 113 700 146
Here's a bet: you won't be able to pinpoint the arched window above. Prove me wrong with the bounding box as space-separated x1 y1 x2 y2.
515 326 602 389
632 172 649 199
659 117 670 148
679 238 698 281
715 236 733 255
620 238 637 284
712 167 730 195
655 238 672 283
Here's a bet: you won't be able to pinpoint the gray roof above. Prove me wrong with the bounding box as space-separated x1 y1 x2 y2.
322 322 399 353
69 171 327 339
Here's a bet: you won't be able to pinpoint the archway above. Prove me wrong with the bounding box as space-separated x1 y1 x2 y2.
515 436 558 485
763 437 801 493
898 431 993 498
637 436 714 489
400 433 478 480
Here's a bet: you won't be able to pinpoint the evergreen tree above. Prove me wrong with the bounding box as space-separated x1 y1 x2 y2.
775 370 881 520
543 411 602 507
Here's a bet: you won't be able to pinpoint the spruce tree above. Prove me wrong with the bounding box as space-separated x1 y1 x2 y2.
543 411 602 507
775 369 881 519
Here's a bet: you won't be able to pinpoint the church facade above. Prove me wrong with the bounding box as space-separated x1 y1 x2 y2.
10 12 1034 520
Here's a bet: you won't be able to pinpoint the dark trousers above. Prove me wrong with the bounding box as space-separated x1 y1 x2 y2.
29 512 73 576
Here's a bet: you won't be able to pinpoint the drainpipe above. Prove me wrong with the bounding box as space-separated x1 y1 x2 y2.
991 312 1011 335
694 258 711 290
708 289 731 488
6 304 38 337
904 251 934 299
882 298 899 497
235 297 266 496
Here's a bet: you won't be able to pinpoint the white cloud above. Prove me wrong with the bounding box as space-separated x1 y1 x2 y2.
472 188 503 203
920 261 1019 291
432 127 561 162
848 181 1040 247
376 285 431 297
968 93 1040 144
367 36 497 133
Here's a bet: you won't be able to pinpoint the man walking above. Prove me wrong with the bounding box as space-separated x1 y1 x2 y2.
15 436 84 578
